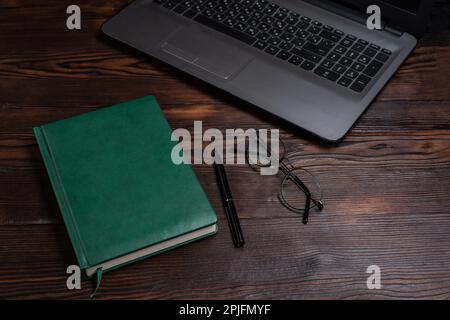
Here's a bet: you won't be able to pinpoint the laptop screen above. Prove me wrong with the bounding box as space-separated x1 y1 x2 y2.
383 0 422 13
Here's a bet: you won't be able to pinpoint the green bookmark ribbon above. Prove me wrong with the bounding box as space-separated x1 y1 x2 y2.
89 267 103 300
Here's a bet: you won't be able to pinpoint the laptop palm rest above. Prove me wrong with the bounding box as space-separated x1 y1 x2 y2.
161 26 254 80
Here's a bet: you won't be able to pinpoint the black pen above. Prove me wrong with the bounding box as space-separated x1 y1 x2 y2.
213 158 245 248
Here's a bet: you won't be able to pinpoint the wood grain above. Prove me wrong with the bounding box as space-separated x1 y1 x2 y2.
1 218 450 299
0 0 450 299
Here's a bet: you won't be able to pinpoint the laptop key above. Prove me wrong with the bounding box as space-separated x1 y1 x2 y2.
223 18 235 27
280 33 294 42
344 69 359 80
269 28 283 37
164 1 176 9
254 40 268 50
357 55 371 64
321 59 335 69
301 16 311 23
292 37 305 47
259 22 271 31
194 15 256 45
341 38 354 47
216 5 227 13
314 66 340 82
288 55 304 66
337 76 352 87
328 52 341 62
352 43 366 52
245 27 258 36
332 64 347 73
339 57 353 66
268 37 282 46
183 0 193 7
205 1 215 8
334 29 344 36
263 7 276 15
291 47 322 63
274 12 287 20
280 42 294 50
307 25 321 34
213 13 226 22
301 60 316 71
234 22 247 32
350 74 371 92
375 53 389 62
334 45 347 54
363 47 378 57
296 30 310 39
351 62 365 72
263 16 276 24
203 8 214 17
345 50 358 59
320 30 340 42
363 59 383 77
247 18 259 27
227 9 239 17
296 20 310 30
273 20 287 29
320 39 335 49
357 39 368 45
286 17 299 25
257 32 270 41
308 35 321 44
265 45 280 55
277 50 292 60
284 25 298 34
303 42 329 56
251 11 263 19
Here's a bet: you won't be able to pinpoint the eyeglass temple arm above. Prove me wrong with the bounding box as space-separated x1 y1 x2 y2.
288 173 312 224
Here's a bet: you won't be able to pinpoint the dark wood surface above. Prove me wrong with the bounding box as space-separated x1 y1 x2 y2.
1 0 450 299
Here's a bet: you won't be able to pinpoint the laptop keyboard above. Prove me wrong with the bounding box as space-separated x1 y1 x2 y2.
154 0 393 93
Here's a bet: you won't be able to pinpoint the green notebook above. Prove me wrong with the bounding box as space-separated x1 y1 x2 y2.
34 96 217 277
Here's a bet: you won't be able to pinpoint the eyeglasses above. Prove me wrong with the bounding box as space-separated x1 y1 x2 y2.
245 137 324 224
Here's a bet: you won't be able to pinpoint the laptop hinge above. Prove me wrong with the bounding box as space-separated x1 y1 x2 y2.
383 25 404 37
303 0 369 26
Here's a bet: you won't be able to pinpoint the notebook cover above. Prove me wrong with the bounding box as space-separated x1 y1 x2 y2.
34 96 217 273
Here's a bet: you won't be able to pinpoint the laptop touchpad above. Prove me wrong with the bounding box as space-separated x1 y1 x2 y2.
161 26 254 80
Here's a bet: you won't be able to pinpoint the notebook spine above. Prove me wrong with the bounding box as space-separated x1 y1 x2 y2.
33 126 89 269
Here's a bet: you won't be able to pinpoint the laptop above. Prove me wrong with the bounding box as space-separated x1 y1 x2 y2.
102 0 434 142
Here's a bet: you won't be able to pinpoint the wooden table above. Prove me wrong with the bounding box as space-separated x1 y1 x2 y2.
1 0 450 299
